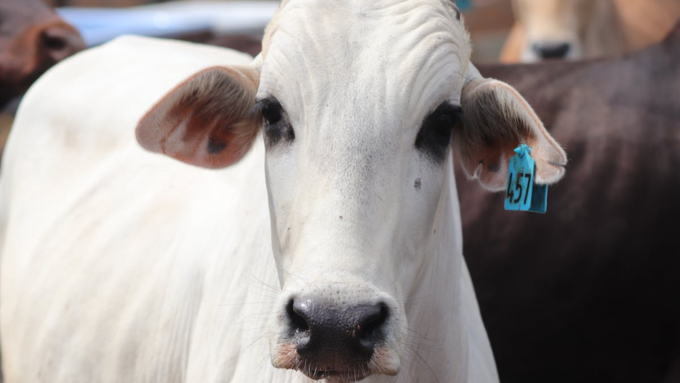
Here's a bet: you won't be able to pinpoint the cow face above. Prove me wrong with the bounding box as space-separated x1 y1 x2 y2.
512 0 596 61
137 0 566 381
0 0 86 109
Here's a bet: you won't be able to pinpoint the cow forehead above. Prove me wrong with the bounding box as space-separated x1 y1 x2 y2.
263 0 468 66
259 0 471 127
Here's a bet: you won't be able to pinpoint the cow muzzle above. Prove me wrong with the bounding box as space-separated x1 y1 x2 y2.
272 291 401 381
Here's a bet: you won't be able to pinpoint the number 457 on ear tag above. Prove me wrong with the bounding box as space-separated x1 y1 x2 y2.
504 144 548 214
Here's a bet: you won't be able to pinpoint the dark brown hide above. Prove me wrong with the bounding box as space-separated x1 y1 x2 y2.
459 21 680 383
0 0 85 109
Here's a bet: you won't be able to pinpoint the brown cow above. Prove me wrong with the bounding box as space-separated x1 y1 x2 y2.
458 21 680 383
501 0 680 62
0 0 85 109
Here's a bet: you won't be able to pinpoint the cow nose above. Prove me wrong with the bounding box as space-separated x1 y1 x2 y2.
40 23 86 63
532 42 571 59
286 299 389 364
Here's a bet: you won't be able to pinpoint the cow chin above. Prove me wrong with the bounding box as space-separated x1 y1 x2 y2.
272 342 400 381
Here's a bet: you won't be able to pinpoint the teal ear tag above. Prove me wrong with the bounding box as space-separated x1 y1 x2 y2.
504 144 548 214
457 0 472 11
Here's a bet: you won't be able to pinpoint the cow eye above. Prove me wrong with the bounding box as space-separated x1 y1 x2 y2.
415 103 462 163
257 97 295 147
261 99 282 125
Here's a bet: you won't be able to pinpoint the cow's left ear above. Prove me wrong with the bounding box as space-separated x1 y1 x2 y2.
454 64 567 191
136 65 261 169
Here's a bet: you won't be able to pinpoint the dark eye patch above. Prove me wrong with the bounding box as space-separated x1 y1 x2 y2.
254 97 295 148
415 102 462 163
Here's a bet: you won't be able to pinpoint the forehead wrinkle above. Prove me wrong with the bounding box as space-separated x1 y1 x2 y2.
386 27 468 125
266 0 467 51
260 20 339 131
258 51 304 107
367 1 470 102
261 7 375 130
397 30 468 103
263 2 361 82
407 52 464 125
260 0 470 136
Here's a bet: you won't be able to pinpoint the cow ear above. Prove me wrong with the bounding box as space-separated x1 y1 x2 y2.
136 66 261 169
454 64 567 191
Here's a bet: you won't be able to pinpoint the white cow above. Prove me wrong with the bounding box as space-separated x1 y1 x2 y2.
0 1 567 382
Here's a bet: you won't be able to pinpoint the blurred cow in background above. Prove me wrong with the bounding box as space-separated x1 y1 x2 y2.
461 20 680 383
0 0 85 109
500 0 680 62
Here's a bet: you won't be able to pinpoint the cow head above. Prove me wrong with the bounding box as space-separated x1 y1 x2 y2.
137 0 566 381
0 0 86 109
512 0 610 61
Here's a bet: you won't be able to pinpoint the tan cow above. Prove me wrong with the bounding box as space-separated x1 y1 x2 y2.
500 0 680 62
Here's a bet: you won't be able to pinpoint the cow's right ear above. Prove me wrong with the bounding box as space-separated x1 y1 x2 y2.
136 66 261 169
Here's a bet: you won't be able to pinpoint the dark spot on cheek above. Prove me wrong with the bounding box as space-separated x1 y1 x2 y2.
455 8 461 20
207 137 227 154
414 178 422 190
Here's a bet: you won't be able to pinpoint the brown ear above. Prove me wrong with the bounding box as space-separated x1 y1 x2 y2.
455 71 567 191
136 66 261 169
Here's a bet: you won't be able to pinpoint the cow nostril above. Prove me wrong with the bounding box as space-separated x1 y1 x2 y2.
287 299 310 332
532 42 571 59
42 32 67 51
39 26 86 63
357 303 389 343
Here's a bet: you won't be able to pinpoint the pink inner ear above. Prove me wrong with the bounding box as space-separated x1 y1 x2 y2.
460 128 564 191
136 66 261 169
459 142 513 192
165 105 252 169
